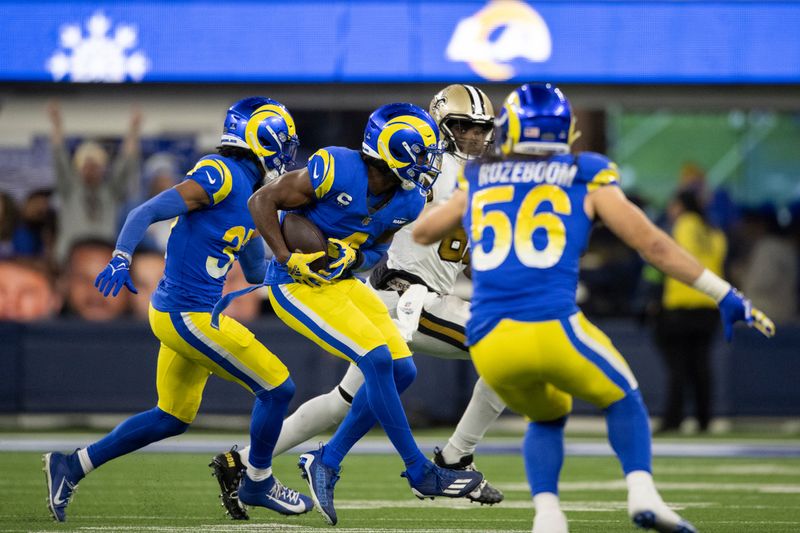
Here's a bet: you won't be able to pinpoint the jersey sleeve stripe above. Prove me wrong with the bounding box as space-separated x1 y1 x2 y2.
586 167 620 193
209 160 233 205
314 149 336 199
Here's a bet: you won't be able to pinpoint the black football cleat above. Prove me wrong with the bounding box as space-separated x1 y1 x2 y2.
433 447 504 505
209 446 249 520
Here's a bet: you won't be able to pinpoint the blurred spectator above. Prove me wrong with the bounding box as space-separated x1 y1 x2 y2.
0 258 62 321
129 249 165 320
655 190 727 433
64 238 128 321
11 189 56 260
740 205 798 323
0 191 16 259
118 152 181 253
48 100 142 264
222 262 263 324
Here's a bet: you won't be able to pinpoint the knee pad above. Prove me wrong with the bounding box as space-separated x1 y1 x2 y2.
256 377 296 404
531 415 568 429
392 357 417 393
153 407 190 437
359 345 393 375
606 389 648 417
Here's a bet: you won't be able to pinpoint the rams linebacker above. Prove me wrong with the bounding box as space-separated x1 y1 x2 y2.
42 97 313 522
413 83 775 533
245 103 484 525
210 85 505 518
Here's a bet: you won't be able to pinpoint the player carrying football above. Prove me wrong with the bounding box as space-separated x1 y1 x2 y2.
245 102 484 525
42 97 314 522
413 83 775 533
210 85 505 519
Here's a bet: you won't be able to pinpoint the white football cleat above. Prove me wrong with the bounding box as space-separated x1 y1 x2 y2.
628 482 697 533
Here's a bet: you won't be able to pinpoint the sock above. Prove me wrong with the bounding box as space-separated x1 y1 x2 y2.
272 385 353 456
442 377 505 463
246 465 273 482
77 448 94 475
533 492 562 513
248 378 295 470
324 353 423 478
86 407 189 469
524 417 567 495
606 389 652 474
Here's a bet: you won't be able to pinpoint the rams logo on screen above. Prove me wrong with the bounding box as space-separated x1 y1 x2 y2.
446 0 552 81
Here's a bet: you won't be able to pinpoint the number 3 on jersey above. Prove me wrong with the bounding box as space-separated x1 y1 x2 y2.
206 226 255 279
470 184 571 271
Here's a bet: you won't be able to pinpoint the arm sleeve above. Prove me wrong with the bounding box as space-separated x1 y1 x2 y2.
354 242 390 272
115 188 188 256
238 238 267 284
185 157 233 206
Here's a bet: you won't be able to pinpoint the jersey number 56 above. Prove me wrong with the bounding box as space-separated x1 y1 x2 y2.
470 184 571 271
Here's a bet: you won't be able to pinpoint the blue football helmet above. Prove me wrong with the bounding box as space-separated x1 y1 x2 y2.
362 103 444 192
220 96 299 177
496 83 579 156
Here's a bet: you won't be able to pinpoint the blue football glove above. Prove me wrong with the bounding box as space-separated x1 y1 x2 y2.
95 255 138 297
718 288 775 342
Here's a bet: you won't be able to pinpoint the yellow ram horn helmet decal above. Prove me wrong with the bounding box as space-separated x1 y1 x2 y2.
244 104 296 157
501 101 522 156
376 115 438 169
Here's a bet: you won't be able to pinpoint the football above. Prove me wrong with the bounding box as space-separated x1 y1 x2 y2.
281 212 328 272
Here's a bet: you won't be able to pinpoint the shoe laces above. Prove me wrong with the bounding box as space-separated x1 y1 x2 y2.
269 479 301 505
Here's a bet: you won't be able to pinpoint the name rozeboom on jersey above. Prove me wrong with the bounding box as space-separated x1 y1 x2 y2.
478 160 578 188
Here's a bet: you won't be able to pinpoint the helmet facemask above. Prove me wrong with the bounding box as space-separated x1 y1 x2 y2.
441 116 494 160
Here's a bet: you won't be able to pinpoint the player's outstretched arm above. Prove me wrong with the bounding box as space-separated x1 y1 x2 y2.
95 180 205 297
412 189 467 245
590 185 775 340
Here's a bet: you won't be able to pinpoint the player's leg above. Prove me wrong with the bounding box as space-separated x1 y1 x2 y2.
556 313 696 533
42 310 207 522
269 281 482 523
235 364 364 467
166 309 311 516
470 319 571 533
268 281 427 468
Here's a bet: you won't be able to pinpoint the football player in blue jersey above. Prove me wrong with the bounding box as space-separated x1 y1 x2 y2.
245 103 484 525
42 97 313 522
413 83 775 533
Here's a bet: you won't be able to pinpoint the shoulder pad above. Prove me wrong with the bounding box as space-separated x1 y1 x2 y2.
186 155 233 205
308 148 337 199
577 152 620 192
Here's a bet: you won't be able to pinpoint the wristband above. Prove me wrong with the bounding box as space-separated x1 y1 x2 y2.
113 249 133 264
692 269 731 303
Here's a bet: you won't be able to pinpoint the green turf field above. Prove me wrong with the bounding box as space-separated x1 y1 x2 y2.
3 449 800 532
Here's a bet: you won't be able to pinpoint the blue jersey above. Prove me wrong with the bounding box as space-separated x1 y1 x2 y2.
151 155 261 312
265 147 426 285
461 152 620 345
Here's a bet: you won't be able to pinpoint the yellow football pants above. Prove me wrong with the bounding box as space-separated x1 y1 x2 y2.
470 312 638 422
148 304 289 423
267 279 411 363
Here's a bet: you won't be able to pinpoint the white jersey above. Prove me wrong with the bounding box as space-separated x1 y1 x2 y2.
387 153 468 294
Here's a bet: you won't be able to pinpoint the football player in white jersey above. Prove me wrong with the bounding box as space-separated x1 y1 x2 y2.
210 85 507 518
